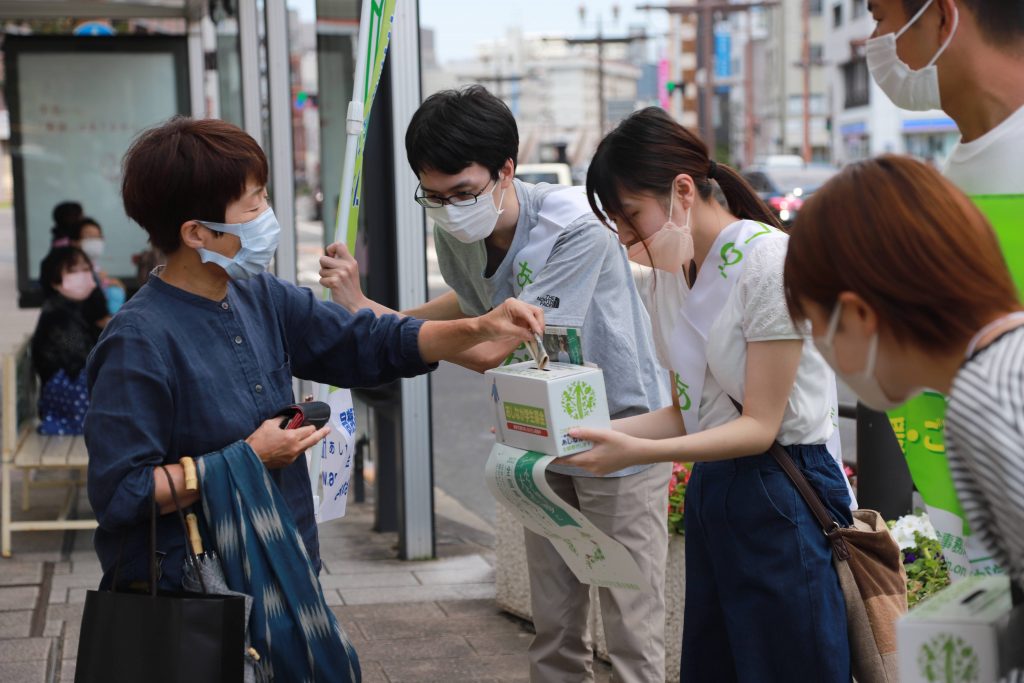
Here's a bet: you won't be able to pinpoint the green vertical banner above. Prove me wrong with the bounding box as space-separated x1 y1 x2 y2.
888 194 1024 580
336 0 398 251
314 0 398 522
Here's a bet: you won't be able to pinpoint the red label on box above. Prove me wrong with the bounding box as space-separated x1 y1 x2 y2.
508 422 549 437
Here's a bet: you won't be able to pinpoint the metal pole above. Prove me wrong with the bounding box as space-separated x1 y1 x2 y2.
187 17 205 117
744 12 755 165
237 0 263 145
801 0 812 162
265 0 297 283
597 21 606 137
701 0 714 148
389 0 435 561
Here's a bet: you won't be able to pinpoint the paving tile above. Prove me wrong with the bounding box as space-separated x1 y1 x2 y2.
331 601 446 623
466 631 535 656
49 575 103 591
320 571 419 590
48 588 68 605
0 611 33 638
0 637 52 663
50 563 73 576
382 653 530 682
359 660 388 683
413 566 494 586
357 613 525 641
63 621 80 657
42 620 61 638
59 659 75 682
44 604 84 624
0 586 38 612
0 564 42 586
340 582 494 606
322 589 343 607
0 660 47 683
66 589 87 605
322 553 490 576
355 634 474 662
437 599 512 618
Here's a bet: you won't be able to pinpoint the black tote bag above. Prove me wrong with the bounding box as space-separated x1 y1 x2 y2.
75 472 245 683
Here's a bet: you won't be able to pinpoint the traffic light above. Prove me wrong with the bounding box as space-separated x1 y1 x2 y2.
666 81 684 95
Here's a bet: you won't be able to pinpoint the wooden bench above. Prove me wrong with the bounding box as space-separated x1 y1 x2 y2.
2 336 96 557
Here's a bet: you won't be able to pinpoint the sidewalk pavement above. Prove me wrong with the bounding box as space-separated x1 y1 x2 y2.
0 474 613 682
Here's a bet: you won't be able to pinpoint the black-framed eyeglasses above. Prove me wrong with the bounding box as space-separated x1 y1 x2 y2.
414 178 497 209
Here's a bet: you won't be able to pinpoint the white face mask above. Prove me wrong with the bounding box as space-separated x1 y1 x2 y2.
865 0 959 112
813 301 913 412
426 178 507 244
79 237 104 262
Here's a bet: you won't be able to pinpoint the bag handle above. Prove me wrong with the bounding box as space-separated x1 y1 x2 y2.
109 465 208 595
728 397 851 561
157 465 209 594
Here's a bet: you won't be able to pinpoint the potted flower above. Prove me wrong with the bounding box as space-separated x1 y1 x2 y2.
888 512 952 608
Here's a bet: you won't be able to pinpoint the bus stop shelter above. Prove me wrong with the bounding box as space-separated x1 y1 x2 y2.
1 0 435 559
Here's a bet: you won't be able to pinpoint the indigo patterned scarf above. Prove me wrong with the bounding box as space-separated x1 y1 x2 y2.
197 442 361 682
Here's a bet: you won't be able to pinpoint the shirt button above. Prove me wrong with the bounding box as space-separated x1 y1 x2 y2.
234 336 243 345
221 302 229 310
254 384 263 393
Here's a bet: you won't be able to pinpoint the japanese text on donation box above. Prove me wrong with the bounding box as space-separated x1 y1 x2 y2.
317 389 357 523
486 443 651 592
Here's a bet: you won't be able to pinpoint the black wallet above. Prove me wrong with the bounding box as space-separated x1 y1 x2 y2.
274 401 331 430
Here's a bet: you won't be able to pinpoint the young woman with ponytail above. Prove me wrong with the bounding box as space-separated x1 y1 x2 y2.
563 107 855 682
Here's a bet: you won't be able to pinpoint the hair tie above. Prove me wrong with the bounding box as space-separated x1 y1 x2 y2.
707 160 718 180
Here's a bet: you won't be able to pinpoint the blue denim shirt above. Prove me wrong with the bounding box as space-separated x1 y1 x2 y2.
85 271 433 589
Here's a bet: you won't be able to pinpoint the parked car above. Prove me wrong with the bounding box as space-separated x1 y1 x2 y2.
742 164 838 226
515 163 573 186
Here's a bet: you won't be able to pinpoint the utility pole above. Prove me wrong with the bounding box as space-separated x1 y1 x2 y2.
543 5 648 139
639 1 779 153
458 74 524 103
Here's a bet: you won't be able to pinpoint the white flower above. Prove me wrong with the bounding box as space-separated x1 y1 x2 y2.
889 513 939 550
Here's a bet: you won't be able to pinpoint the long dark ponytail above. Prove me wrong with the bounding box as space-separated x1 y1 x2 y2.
586 107 780 231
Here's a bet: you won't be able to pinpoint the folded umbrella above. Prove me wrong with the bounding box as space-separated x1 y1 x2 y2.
183 513 264 683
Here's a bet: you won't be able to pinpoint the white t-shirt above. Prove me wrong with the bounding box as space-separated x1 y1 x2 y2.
945 104 1024 195
636 230 836 446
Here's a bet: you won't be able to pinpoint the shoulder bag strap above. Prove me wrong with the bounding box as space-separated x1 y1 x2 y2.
728 397 851 561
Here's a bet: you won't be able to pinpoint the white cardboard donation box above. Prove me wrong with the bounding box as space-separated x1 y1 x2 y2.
897 574 1024 683
485 361 610 457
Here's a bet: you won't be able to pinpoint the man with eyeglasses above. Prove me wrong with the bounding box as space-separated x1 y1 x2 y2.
319 85 670 683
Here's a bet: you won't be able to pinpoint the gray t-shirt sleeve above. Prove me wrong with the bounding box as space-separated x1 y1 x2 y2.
517 218 614 327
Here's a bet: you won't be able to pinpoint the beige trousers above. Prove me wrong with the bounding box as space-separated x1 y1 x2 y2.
524 462 672 683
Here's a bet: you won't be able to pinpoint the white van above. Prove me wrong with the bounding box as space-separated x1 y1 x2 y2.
515 163 573 186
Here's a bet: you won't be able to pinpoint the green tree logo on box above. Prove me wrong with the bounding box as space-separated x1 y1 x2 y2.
917 633 979 682
561 381 597 420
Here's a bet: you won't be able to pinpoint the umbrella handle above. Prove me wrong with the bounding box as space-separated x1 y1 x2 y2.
185 513 204 555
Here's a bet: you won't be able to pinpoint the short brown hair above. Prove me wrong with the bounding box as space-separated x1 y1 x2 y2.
784 155 1020 351
121 117 268 253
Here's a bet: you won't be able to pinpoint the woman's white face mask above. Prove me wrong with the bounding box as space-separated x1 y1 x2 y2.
812 300 918 411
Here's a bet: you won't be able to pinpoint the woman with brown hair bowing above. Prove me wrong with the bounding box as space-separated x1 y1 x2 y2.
783 154 1024 605
563 107 854 682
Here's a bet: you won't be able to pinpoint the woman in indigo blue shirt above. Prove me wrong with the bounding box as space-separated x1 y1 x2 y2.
85 117 542 590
